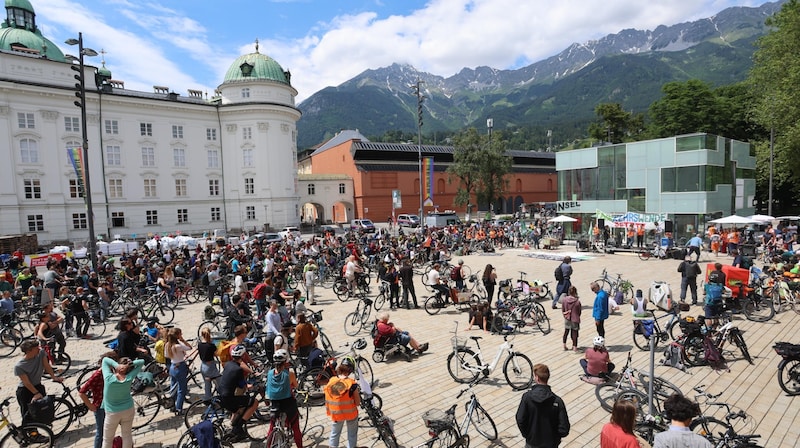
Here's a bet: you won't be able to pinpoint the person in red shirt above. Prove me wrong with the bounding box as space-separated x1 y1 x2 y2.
79 351 120 448
580 336 615 377
376 312 428 355
600 399 642 448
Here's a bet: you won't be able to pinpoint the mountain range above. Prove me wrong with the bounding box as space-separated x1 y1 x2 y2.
296 1 785 150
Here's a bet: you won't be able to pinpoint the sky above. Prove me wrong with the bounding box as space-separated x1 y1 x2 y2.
30 0 765 104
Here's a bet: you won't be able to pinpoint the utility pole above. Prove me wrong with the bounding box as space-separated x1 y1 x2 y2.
412 80 425 220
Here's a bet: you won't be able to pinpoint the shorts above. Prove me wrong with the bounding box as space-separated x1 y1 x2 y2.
564 320 580 330
220 395 254 414
704 304 723 319
270 397 299 422
396 331 411 346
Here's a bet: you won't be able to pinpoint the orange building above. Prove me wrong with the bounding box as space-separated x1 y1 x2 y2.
305 130 556 223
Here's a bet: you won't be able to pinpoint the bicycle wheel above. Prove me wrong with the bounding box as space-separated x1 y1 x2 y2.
492 309 512 333
297 367 332 406
637 373 682 402
344 312 362 336
730 330 753 364
265 427 288 448
373 293 387 311
534 305 551 335
334 280 349 301
151 305 175 325
634 420 666 446
778 359 800 395
0 326 23 357
638 250 652 261
424 296 444 315
772 288 784 314
682 335 707 367
297 395 311 434
48 396 75 438
425 427 458 448
503 352 534 390
74 366 98 389
50 352 72 378
690 416 731 445
131 391 162 430
614 389 651 419
356 356 375 388
376 417 398 448
446 348 481 383
744 296 774 322
183 287 201 304
632 323 662 351
359 303 372 327
197 320 223 339
467 401 498 441
319 331 335 358
183 398 227 429
0 423 55 448
286 275 298 290
90 318 107 338
595 383 623 413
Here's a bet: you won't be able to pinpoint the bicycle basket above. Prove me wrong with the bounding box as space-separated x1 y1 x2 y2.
422 409 453 432
451 336 468 349
312 311 323 322
679 318 702 335
774 342 800 359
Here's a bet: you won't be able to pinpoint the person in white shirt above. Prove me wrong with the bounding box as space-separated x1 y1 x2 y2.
265 299 282 337
427 264 451 303
344 255 362 295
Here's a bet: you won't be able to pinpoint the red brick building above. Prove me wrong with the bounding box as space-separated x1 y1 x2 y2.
305 130 556 223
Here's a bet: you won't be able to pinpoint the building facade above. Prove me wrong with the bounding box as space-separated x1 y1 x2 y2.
555 133 756 239
305 130 557 223
0 0 300 245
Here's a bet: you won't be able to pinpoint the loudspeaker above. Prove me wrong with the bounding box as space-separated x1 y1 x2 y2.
664 220 673 233
598 218 605 228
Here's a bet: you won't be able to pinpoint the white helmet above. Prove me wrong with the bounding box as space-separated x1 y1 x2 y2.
593 336 605 347
273 349 289 364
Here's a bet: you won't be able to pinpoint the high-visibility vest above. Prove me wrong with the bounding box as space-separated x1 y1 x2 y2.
325 377 358 421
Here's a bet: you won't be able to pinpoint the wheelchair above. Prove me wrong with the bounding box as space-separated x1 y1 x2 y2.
371 333 413 363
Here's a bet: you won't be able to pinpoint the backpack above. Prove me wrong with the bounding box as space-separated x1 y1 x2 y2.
307 347 325 370
703 335 727 370
661 342 686 371
450 267 460 281
554 265 564 282
370 320 379 339
216 339 237 364
201 272 210 287
705 283 724 306
131 371 155 394
740 256 753 270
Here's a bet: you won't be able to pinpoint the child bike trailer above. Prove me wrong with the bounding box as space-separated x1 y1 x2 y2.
649 281 673 312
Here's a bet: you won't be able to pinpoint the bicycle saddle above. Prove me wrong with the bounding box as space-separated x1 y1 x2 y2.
469 336 482 341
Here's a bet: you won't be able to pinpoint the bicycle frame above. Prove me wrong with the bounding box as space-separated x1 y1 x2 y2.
470 337 511 375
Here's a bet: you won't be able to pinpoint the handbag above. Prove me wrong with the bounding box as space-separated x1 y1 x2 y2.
28 395 55 425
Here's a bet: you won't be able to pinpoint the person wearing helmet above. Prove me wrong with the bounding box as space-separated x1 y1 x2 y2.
218 344 258 442
324 358 360 448
580 336 614 378
266 349 304 448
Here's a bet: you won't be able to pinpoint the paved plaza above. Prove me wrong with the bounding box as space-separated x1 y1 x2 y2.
3 240 799 447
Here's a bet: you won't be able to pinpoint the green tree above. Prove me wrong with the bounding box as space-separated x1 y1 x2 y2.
447 128 512 218
588 103 639 144
748 0 800 193
648 80 719 137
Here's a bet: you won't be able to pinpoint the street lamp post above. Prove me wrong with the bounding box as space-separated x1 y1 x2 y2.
66 33 98 271
412 80 425 220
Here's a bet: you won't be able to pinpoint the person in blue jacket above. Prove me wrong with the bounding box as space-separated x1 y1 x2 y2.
591 282 609 338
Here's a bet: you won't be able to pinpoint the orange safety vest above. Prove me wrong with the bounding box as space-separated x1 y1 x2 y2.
325 377 358 421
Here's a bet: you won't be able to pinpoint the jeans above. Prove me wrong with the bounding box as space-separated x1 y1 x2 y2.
200 361 220 401
94 407 106 448
103 406 134 448
680 277 698 304
170 361 190 411
579 359 615 377
255 299 267 319
402 284 417 308
74 311 89 336
329 418 359 448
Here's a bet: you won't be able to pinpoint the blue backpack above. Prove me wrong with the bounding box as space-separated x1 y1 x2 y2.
704 283 724 306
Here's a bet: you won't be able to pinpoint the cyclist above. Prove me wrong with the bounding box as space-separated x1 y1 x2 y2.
266 349 304 448
219 344 259 442
324 358 360 448
15 339 64 424
427 263 451 304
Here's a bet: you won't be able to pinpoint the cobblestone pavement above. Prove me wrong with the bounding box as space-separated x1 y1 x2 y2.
3 240 799 447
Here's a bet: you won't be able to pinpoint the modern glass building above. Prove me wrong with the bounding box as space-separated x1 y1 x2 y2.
555 133 756 240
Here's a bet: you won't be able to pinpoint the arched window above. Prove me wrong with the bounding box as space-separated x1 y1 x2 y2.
547 178 554 192
437 178 445 194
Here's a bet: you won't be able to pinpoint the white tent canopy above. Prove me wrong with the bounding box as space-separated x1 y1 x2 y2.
548 215 577 223
748 214 775 222
709 215 759 225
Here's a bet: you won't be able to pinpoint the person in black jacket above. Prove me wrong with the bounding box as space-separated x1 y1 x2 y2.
516 364 570 448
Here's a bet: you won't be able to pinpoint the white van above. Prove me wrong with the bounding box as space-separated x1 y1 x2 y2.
397 214 420 228
425 212 461 228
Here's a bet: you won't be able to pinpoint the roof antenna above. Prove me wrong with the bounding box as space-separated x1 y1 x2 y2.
100 48 107 67
255 38 259 54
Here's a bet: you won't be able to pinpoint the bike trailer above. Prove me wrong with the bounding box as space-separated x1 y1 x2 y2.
648 281 673 311
774 342 800 359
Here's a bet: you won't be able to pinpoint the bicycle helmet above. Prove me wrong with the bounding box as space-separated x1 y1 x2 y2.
273 348 289 364
593 336 605 347
230 344 247 358
353 338 367 350
340 357 355 371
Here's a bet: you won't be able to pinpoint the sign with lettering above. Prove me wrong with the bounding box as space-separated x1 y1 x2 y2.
557 201 581 211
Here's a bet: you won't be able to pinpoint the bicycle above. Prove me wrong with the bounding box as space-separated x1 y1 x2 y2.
344 295 373 337
40 381 90 439
360 390 398 448
631 302 683 351
39 338 71 378
495 296 551 335
0 397 54 447
773 342 800 395
689 386 760 447
594 352 682 416
446 322 533 390
595 268 635 304
638 243 668 260
0 317 25 358
513 271 550 300
135 292 176 325
417 377 497 447
176 421 233 448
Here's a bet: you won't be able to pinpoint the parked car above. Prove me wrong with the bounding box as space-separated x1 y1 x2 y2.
350 219 376 233
278 226 302 240
316 225 346 237
240 233 282 246
397 214 420 228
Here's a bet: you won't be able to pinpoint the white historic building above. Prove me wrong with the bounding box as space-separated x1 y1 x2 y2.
0 0 300 245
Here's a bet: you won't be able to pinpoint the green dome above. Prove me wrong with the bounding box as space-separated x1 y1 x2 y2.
0 27 64 61
5 0 34 11
97 64 111 77
223 52 290 85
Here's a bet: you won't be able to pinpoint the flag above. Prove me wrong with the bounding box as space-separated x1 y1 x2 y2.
67 147 86 192
423 157 434 206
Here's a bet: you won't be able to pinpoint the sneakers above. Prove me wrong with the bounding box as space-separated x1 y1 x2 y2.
418 342 429 353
